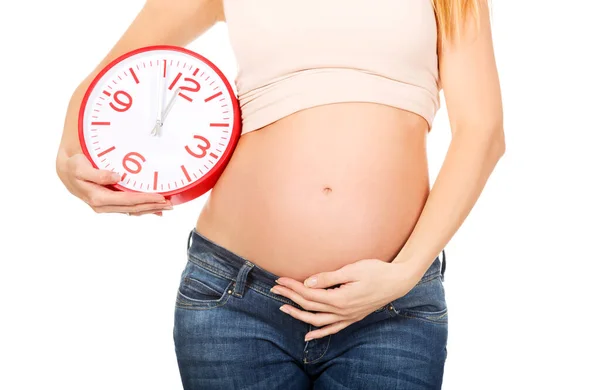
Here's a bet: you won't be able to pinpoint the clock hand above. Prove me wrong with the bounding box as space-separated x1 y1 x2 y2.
151 65 165 136
161 87 181 124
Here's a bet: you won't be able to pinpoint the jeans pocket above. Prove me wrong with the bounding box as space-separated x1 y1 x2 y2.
175 258 234 310
389 275 448 324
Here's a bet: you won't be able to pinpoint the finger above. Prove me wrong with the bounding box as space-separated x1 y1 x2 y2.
271 286 336 313
304 320 353 341
80 181 168 207
128 209 167 217
275 278 344 308
93 202 173 214
279 304 343 327
303 268 354 289
69 154 122 185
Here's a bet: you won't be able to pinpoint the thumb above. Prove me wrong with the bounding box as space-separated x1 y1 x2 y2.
71 154 121 185
304 269 353 289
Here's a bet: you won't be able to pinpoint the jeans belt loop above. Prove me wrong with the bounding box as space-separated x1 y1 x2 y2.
233 261 255 298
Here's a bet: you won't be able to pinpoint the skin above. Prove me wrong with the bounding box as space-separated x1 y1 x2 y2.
196 102 431 281
56 0 504 342
273 0 505 341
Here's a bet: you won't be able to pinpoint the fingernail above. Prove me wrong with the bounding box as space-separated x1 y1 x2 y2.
305 336 314 342
279 305 290 314
304 277 317 287
163 205 173 210
270 287 280 294
111 173 121 181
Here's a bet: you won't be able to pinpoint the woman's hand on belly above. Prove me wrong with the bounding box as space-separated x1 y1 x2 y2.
270 257 420 341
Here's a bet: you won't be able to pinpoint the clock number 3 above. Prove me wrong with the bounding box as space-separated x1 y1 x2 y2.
185 135 211 158
123 152 146 174
169 72 201 102
110 91 133 112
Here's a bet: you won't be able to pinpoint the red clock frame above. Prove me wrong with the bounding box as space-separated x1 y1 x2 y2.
78 45 241 205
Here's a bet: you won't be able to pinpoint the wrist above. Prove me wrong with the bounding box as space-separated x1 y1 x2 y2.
389 258 423 296
392 247 435 282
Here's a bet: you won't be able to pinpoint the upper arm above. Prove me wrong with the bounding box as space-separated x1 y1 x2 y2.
88 0 224 77
438 0 503 135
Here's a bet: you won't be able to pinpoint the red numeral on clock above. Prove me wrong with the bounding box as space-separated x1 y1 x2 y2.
169 72 201 102
122 152 146 174
110 91 133 112
185 135 211 158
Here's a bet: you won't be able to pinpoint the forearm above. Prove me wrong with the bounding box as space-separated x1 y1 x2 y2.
391 127 505 279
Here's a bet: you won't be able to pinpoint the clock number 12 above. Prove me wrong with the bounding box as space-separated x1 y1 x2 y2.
169 72 201 102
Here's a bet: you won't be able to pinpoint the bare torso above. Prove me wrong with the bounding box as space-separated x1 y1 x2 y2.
196 103 430 281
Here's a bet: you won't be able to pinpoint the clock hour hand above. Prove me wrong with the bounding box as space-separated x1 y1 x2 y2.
150 87 181 136
161 87 181 124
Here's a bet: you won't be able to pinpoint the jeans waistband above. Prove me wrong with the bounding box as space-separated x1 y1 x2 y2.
187 228 283 294
186 228 446 293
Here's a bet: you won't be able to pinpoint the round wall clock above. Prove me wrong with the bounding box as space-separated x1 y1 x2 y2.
78 45 241 205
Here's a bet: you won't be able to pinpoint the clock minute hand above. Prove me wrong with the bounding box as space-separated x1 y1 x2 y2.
161 87 181 124
151 66 164 136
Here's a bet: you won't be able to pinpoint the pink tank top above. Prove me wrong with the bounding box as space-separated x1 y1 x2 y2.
223 0 441 134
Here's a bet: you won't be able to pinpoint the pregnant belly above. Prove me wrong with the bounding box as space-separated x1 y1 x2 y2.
195 103 430 281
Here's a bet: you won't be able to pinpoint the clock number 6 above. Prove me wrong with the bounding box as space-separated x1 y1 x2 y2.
185 135 211 158
110 91 133 112
122 152 146 174
169 72 201 102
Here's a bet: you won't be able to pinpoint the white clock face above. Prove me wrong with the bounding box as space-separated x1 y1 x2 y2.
81 47 238 195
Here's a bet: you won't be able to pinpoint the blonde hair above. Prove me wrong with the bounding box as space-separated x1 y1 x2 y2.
432 0 485 48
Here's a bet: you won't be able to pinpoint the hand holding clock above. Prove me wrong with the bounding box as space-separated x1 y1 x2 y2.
58 153 173 216
62 46 238 216
78 46 240 206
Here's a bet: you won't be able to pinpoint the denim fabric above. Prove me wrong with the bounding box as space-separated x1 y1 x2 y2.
173 229 448 390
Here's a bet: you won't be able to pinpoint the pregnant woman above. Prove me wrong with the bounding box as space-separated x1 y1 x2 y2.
56 0 504 388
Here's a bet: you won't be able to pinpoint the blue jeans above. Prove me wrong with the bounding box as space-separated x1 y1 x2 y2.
173 229 448 389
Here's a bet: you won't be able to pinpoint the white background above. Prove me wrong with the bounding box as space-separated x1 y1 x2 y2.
1 1 599 389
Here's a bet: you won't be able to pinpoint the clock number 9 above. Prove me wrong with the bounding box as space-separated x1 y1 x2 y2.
169 72 201 102
185 135 211 158
110 91 133 112
122 152 146 174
